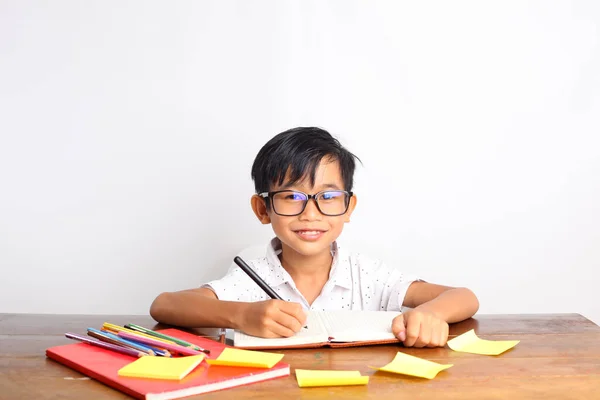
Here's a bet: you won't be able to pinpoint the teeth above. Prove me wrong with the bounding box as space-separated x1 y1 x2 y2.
298 231 320 235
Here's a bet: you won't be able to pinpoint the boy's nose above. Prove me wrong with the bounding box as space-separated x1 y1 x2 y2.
299 198 322 220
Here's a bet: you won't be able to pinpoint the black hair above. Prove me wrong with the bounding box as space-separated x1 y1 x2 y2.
251 127 360 194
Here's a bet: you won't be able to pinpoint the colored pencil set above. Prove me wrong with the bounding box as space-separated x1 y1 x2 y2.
65 323 211 358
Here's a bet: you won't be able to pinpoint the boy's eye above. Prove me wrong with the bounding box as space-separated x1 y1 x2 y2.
284 192 306 201
321 191 343 200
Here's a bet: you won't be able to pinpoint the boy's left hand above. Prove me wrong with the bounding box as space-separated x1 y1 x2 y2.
391 309 449 347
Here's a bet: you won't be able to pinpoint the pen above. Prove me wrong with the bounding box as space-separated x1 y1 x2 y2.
233 256 308 329
234 256 283 300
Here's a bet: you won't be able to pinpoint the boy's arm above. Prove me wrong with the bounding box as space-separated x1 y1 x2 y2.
150 288 242 328
391 282 479 347
403 281 479 323
150 288 307 338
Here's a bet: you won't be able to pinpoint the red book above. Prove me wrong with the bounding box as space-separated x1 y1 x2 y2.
46 328 289 400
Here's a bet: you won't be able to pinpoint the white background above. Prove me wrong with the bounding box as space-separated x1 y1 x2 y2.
1 1 598 324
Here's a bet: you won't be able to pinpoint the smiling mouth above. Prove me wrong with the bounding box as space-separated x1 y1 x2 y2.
294 230 327 239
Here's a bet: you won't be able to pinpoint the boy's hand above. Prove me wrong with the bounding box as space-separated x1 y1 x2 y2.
391 309 449 347
238 300 307 338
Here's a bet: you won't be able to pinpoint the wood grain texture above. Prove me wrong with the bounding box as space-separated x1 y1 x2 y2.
1 313 598 399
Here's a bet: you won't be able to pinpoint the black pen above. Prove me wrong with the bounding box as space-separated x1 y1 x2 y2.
234 256 282 300
233 256 307 329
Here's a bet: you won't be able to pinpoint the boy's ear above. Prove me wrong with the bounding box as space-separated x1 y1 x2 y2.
251 194 271 224
344 193 357 223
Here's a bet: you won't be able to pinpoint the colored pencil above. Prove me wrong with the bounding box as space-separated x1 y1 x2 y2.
66 333 146 358
102 322 178 345
98 328 173 357
88 328 157 356
125 323 210 354
89 328 172 357
117 331 204 356
87 329 155 356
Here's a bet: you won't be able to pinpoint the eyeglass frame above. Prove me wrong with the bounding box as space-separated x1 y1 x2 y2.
258 189 354 217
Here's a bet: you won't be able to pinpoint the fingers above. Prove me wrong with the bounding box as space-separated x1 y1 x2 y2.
278 301 308 327
424 318 449 347
262 319 297 338
391 314 406 341
400 310 449 348
271 310 304 336
403 315 421 347
440 322 449 346
253 300 306 338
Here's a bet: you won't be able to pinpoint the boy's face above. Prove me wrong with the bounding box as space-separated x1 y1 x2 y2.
251 158 357 260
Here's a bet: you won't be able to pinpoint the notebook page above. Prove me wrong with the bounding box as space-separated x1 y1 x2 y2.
318 311 400 342
233 312 328 348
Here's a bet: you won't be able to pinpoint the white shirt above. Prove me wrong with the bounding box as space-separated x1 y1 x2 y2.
203 238 419 312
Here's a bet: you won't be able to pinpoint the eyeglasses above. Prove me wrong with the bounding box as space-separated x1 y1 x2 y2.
259 190 353 217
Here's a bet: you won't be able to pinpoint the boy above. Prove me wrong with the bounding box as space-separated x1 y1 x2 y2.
150 127 479 347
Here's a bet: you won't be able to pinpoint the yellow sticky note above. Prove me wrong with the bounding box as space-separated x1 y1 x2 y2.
447 329 519 355
205 348 284 368
370 352 453 379
118 354 205 380
295 369 369 388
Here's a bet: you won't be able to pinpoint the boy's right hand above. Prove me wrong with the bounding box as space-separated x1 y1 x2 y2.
238 300 307 338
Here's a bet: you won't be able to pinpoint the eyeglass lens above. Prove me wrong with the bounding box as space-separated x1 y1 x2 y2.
271 191 349 216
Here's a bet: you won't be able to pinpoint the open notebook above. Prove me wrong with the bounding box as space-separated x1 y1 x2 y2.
234 311 401 349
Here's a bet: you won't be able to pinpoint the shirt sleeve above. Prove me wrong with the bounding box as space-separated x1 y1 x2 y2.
201 265 247 302
383 268 421 311
358 255 420 311
201 262 268 303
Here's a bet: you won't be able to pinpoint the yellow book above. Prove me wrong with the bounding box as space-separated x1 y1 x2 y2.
447 329 520 355
118 354 205 381
370 352 453 379
295 369 369 387
205 348 283 369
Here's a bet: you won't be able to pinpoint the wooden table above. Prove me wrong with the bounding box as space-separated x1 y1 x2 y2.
1 313 599 399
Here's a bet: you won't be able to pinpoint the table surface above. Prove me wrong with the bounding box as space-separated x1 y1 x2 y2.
1 313 599 399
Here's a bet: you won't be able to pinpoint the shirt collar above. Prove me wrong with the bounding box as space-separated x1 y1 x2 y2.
264 238 290 287
328 241 352 289
264 237 352 289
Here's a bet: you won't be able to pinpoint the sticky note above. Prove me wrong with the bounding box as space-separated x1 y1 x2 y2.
370 352 453 379
295 369 369 387
447 329 520 355
205 348 284 368
118 354 205 380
